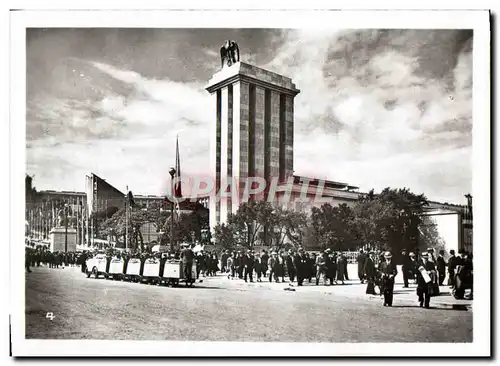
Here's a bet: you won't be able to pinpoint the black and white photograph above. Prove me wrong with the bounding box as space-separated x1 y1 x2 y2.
9 9 490 357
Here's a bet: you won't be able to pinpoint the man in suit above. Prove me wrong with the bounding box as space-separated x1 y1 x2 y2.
293 247 308 286
243 250 254 283
401 250 411 288
364 251 377 294
447 249 458 287
236 251 244 279
316 250 329 286
436 250 447 286
379 251 398 306
357 250 367 283
268 252 280 283
220 250 229 274
181 244 195 283
261 250 269 277
286 250 296 282
416 252 436 308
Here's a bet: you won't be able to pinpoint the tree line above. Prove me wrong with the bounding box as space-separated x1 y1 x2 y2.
213 187 445 259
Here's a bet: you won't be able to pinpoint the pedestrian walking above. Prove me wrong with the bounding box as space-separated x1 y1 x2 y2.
226 254 235 279
336 253 346 285
285 250 295 282
364 251 377 294
416 252 436 308
181 244 195 283
221 250 229 273
261 250 269 277
447 249 458 287
243 251 254 283
268 252 280 283
343 253 349 280
436 250 446 286
326 251 336 285
357 250 366 283
316 250 329 286
379 251 398 307
401 249 411 288
293 247 307 286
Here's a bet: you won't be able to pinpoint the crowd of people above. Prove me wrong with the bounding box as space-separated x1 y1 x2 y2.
216 247 352 286
26 243 473 308
357 248 473 308
25 247 80 272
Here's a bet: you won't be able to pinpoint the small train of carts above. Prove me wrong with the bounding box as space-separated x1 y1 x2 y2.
85 255 197 287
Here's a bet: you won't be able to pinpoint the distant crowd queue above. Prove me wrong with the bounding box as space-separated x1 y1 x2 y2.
25 248 81 271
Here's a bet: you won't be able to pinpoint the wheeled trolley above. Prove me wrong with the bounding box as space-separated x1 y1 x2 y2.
107 258 125 280
85 254 108 279
162 260 197 287
124 258 143 282
141 257 162 285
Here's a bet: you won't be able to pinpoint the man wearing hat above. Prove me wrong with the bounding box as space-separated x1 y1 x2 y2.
220 250 229 274
447 249 458 287
180 243 195 284
379 251 398 306
261 250 269 277
316 249 329 286
285 249 296 283
268 251 280 283
243 250 255 283
293 247 308 286
436 249 446 286
416 252 436 308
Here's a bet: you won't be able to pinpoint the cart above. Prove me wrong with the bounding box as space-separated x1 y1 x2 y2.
85 253 108 279
107 257 125 280
141 257 162 285
162 259 197 287
124 258 142 282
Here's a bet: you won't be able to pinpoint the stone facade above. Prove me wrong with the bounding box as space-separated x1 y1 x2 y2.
206 62 300 228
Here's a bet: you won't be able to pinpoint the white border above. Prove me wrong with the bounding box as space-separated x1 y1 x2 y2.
10 9 490 357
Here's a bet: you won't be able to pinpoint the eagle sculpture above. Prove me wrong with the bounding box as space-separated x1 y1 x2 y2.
220 40 240 68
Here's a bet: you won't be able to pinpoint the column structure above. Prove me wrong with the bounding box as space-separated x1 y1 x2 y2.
206 61 299 230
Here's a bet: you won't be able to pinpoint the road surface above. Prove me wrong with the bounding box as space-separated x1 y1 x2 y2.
25 266 472 342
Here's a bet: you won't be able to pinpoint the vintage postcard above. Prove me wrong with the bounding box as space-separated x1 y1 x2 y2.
10 9 490 357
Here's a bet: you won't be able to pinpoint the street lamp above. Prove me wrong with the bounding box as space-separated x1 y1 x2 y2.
169 167 176 252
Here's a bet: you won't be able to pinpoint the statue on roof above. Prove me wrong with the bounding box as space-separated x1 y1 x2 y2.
220 40 240 69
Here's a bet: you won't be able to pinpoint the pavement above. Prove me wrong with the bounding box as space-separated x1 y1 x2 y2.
25 265 473 343
198 274 473 311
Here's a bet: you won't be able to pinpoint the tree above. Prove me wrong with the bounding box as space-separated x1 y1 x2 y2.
211 202 306 251
266 206 307 249
310 203 358 251
99 201 170 250
161 205 209 246
213 222 235 251
352 193 395 252
229 201 274 248
351 187 429 256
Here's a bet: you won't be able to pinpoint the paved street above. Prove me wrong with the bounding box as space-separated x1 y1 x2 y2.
26 266 472 342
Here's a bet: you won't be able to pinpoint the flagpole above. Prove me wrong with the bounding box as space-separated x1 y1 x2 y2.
125 185 128 252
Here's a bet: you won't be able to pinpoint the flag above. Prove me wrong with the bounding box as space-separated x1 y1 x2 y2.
174 135 182 198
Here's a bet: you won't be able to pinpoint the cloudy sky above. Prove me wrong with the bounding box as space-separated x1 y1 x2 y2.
26 28 472 203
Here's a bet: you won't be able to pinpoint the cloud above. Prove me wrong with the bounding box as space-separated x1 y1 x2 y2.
264 29 472 203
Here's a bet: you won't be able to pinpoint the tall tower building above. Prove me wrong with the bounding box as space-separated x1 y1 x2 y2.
206 60 300 229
